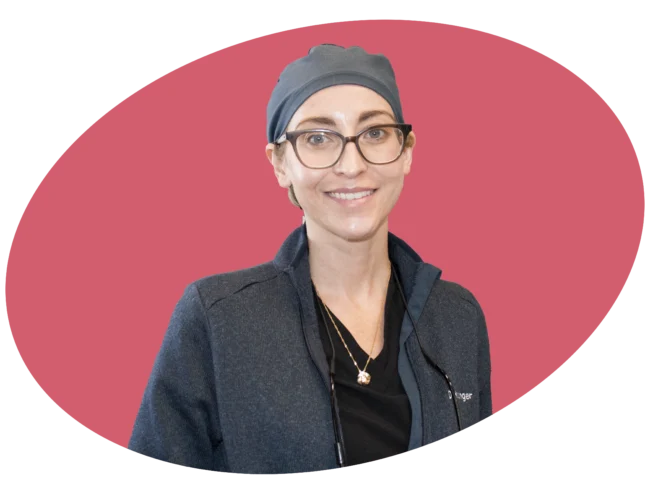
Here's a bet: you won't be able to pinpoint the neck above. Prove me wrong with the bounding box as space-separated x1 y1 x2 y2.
306 218 392 306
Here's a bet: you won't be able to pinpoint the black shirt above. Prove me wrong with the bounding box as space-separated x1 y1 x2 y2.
312 264 412 466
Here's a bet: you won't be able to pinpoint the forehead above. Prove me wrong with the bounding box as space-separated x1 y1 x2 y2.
288 85 394 126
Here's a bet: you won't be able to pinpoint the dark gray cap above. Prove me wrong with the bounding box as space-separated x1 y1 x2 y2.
266 44 404 144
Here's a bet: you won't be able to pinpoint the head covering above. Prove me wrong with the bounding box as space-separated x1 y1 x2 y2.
266 44 404 144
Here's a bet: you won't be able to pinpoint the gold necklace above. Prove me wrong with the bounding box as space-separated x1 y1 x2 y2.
313 285 384 386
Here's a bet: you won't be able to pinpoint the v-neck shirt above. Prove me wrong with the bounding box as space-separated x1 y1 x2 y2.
312 264 412 466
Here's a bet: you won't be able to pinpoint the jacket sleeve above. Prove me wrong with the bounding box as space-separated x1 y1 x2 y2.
473 296 493 420
128 282 223 470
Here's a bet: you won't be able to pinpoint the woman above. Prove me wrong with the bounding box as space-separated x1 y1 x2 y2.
128 44 492 473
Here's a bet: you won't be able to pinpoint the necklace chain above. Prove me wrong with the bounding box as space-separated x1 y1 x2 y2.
312 265 391 386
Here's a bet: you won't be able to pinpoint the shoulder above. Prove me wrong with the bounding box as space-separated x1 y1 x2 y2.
428 273 485 320
186 261 281 311
423 272 490 352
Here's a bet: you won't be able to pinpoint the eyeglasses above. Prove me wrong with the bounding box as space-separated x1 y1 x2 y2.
274 123 413 169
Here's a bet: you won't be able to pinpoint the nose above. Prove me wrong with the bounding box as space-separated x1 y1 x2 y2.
332 140 368 177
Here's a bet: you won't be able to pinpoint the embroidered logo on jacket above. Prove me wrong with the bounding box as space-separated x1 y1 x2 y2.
448 390 473 402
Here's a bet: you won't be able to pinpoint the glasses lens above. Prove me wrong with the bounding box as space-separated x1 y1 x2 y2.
358 126 404 164
296 131 343 169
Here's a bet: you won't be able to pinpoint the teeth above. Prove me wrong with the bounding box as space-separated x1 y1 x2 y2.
328 190 375 200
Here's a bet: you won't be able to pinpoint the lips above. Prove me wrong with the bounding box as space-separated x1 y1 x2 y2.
324 187 379 205
327 187 376 193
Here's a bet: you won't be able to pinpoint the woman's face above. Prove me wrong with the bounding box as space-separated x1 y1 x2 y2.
266 84 415 242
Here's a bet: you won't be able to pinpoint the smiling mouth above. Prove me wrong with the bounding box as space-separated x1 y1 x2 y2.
326 189 377 200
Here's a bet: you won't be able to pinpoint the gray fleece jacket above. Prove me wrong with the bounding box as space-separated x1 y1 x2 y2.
128 223 492 473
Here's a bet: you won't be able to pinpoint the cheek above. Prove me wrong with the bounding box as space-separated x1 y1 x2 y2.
379 167 406 190
287 162 326 196
378 171 406 206
293 176 321 196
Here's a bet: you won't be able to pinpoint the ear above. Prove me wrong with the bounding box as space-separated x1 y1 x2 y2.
402 130 416 176
264 143 275 167
266 142 291 189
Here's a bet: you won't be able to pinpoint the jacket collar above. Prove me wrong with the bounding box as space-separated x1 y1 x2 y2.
272 222 439 302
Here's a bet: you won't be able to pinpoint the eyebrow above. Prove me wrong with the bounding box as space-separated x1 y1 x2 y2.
295 110 396 130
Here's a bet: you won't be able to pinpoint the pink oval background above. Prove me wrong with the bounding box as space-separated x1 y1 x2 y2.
6 20 644 448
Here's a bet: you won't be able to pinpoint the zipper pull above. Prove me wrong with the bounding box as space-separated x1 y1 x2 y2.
335 441 344 467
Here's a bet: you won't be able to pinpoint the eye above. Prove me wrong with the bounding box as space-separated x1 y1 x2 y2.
365 128 387 140
303 131 336 147
307 133 327 145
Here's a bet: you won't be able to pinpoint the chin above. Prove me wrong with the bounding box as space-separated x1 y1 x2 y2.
329 217 381 243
